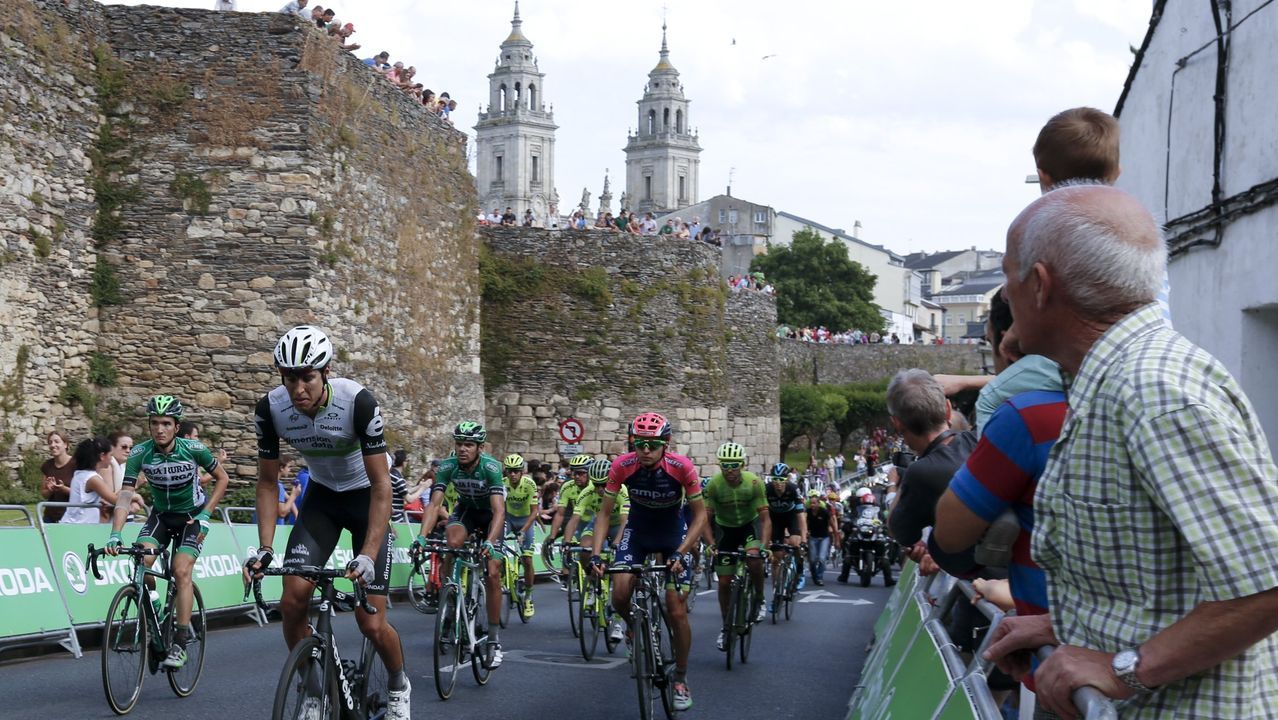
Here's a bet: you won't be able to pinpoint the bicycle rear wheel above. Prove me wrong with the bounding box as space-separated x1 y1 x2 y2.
101 584 148 715
272 635 337 720
471 581 492 685
784 559 797 621
723 585 737 671
653 601 677 720
499 562 512 629
166 583 206 697
359 635 388 718
433 586 461 700
738 584 754 664
515 577 530 624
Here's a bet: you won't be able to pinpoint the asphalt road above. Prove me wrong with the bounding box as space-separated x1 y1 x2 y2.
0 573 892 719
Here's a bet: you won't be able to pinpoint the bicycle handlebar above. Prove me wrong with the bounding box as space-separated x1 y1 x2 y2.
245 565 376 616
86 543 163 581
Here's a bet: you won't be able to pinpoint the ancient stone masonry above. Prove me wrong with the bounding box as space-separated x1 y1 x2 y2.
778 340 982 386
480 227 780 472
0 1 481 482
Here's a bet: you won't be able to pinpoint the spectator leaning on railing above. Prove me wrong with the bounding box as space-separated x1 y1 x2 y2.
983 185 1278 719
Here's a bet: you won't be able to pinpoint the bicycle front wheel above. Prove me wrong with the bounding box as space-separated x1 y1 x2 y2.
738 584 754 664
578 577 600 661
433 586 461 700
407 561 434 613
652 601 677 720
470 581 492 685
723 584 737 671
631 610 655 720
566 563 582 638
166 583 206 697
499 563 512 629
101 584 148 715
272 635 336 720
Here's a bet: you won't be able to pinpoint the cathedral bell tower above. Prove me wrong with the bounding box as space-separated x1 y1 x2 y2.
474 2 558 223
623 22 701 215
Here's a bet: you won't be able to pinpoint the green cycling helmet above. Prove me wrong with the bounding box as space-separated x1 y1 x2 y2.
503 453 525 470
146 395 184 419
588 458 612 484
453 421 487 444
568 453 593 470
716 441 747 463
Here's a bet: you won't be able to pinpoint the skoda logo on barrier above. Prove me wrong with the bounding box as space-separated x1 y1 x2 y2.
63 551 88 595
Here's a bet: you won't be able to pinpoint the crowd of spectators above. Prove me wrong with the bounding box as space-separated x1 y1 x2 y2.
727 273 774 295
776 325 915 345
250 0 458 123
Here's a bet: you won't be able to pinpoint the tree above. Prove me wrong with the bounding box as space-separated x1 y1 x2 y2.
833 382 890 451
751 228 885 333
780 383 848 455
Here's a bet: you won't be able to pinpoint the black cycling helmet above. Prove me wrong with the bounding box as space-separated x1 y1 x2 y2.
767 462 791 480
146 395 184 419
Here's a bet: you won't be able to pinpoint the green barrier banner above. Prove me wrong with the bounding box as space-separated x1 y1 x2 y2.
0 526 73 639
187 526 252 611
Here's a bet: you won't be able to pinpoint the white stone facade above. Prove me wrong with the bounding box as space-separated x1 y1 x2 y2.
624 24 701 215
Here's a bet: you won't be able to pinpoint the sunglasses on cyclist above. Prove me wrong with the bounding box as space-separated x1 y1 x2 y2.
718 461 743 470
632 439 667 451
572 469 589 475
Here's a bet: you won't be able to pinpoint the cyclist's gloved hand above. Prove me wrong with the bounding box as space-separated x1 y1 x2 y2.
589 554 606 577
410 534 429 556
484 541 501 560
191 509 212 537
105 531 123 556
346 554 375 585
667 552 688 575
243 547 273 578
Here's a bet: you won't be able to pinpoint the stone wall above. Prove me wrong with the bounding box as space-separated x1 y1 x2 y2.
0 0 105 475
778 340 982 386
480 227 781 471
0 2 481 482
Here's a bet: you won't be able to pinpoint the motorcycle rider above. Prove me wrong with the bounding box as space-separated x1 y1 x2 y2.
838 487 895 586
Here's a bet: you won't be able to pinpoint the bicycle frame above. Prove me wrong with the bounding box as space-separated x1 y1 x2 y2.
90 543 175 659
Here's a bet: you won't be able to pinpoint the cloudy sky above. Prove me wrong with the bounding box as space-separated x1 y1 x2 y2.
107 0 1154 254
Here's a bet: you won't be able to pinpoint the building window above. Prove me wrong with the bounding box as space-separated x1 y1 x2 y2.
528 83 537 110
499 84 507 112
678 176 686 202
718 209 727 223
663 108 670 131
495 155 503 183
531 155 539 183
728 210 739 224
753 210 767 223
644 176 652 201
958 313 966 324
647 110 656 135
514 81 521 105
676 109 684 133
946 316 953 325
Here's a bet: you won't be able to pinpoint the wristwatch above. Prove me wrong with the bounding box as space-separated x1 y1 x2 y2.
1112 647 1155 693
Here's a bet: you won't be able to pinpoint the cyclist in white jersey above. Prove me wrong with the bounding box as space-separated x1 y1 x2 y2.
244 326 410 720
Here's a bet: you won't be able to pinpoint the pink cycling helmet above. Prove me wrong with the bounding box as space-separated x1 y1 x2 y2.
630 412 672 440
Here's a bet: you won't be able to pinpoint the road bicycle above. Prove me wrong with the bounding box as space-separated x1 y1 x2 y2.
429 537 495 700
406 538 443 614
88 542 207 715
607 561 678 720
770 543 801 624
497 533 531 627
714 549 762 670
247 565 388 719
576 548 620 661
699 541 715 591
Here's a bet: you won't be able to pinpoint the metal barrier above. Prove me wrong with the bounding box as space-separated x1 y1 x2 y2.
848 564 1118 720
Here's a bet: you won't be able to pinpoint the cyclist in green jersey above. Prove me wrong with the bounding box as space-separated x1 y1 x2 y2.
542 454 593 575
563 458 629 549
412 422 507 668
701 442 771 648
503 453 539 617
106 395 231 669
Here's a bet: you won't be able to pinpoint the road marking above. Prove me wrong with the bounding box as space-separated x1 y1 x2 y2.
696 590 716 596
798 590 874 605
500 649 630 670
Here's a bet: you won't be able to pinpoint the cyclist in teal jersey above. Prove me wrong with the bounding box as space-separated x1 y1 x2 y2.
412 422 507 668
105 395 231 670
503 453 539 617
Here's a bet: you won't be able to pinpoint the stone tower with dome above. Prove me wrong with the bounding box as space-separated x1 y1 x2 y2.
623 22 702 215
473 2 558 224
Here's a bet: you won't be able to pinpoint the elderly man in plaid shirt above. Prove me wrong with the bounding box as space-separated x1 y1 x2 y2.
982 185 1278 719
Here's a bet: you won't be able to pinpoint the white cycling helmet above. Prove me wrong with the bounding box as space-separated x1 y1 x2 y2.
855 487 873 500
274 325 334 371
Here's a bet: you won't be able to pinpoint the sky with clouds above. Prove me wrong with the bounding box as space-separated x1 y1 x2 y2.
106 0 1155 254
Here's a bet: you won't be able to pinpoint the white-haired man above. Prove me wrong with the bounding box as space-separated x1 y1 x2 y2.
984 185 1278 718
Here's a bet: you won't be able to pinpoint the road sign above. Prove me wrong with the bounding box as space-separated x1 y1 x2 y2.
558 417 584 443
558 443 583 456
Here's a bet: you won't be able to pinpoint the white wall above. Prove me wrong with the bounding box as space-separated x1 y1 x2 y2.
1116 0 1278 451
773 214 905 316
